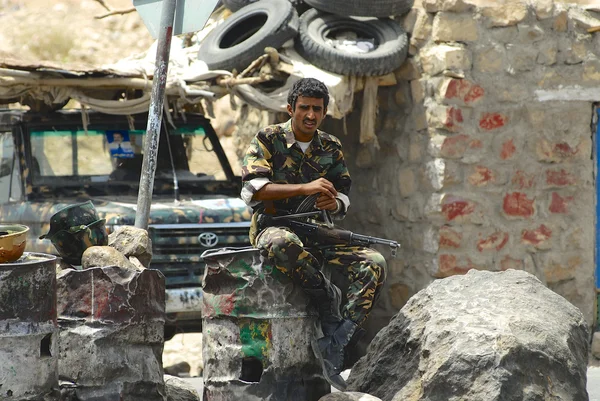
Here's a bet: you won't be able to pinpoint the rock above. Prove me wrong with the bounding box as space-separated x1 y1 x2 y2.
164 361 192 377
347 269 589 401
165 375 201 401
81 245 137 270
108 226 153 267
319 392 382 401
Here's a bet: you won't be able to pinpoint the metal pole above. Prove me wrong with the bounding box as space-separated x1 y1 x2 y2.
135 0 177 230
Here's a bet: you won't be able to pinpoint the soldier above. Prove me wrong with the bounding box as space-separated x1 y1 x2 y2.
241 78 386 390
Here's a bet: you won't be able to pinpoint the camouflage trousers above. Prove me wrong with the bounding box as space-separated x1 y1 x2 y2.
255 226 386 327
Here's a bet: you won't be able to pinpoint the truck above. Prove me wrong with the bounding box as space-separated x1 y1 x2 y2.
0 108 252 339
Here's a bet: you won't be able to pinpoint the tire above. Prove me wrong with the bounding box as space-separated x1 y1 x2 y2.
199 0 299 71
222 0 258 12
304 0 413 17
295 9 408 76
222 0 305 12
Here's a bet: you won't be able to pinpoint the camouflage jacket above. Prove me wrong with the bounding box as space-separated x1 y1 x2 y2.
241 120 351 243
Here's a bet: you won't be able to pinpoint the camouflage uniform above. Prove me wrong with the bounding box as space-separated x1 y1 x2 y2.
241 120 386 326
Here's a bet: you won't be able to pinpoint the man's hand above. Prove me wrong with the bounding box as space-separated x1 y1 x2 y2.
315 194 338 211
302 178 337 199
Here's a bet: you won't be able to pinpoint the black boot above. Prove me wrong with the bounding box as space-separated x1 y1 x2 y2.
304 272 343 337
312 319 358 391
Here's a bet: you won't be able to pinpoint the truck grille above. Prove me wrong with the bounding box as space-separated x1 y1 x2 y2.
148 222 251 287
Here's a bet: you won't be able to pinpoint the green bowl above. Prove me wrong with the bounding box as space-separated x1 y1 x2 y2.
0 224 29 263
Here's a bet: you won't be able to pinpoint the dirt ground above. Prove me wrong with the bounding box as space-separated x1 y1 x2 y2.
0 0 153 65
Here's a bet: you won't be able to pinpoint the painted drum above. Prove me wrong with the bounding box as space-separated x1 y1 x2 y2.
0 252 58 400
201 247 330 401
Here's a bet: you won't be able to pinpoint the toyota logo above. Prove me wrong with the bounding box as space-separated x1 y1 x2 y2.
198 232 219 248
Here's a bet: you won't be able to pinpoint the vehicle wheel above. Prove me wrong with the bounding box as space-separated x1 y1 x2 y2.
199 0 299 71
303 0 413 17
294 9 408 76
164 325 177 341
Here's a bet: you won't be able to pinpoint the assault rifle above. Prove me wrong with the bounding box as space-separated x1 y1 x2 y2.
258 210 400 257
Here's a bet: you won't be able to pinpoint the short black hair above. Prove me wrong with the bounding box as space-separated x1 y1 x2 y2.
287 78 329 111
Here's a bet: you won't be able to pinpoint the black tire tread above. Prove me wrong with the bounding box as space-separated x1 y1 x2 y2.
199 0 299 71
303 0 413 17
295 9 408 76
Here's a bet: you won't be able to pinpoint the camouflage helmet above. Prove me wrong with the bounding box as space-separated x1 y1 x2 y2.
50 219 109 265
39 201 100 240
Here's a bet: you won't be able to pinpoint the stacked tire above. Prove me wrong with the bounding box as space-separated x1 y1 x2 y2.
200 0 412 76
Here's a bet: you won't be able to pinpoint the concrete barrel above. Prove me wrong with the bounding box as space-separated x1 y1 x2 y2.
0 252 58 400
56 266 166 401
201 247 330 401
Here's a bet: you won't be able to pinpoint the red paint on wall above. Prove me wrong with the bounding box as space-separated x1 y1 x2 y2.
549 192 573 214
477 232 509 252
503 192 535 217
522 225 552 246
445 107 464 129
500 138 516 160
511 170 535 189
479 112 507 131
546 169 576 186
442 199 476 221
440 226 462 249
464 84 485 104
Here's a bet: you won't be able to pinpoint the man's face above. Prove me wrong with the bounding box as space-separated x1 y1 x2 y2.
113 133 123 143
287 96 327 139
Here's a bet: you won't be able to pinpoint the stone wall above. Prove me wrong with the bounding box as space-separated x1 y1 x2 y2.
322 0 600 339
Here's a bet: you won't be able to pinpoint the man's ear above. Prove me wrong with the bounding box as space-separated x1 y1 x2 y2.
287 104 293 116
323 107 328 117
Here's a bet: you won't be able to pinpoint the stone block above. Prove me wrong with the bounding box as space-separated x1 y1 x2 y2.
535 138 588 162
481 3 529 27
476 231 510 252
536 40 558 65
421 44 472 76
389 283 412 311
427 105 467 132
479 112 509 132
499 255 525 271
549 192 574 214
522 224 553 250
553 5 568 32
439 225 463 249
568 8 600 32
432 13 479 43
507 44 537 72
412 9 433 43
411 79 426 104
510 170 536 189
517 23 545 43
583 59 600 82
319 392 382 401
468 165 496 187
441 195 479 223
422 0 473 12
439 78 485 106
499 138 517 160
503 192 536 219
108 226 152 267
82 246 139 271
399 167 417 197
545 168 578 188
474 45 504 73
395 58 421 81
530 0 554 20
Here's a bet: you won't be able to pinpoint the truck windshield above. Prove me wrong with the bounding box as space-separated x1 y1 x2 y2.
28 126 229 191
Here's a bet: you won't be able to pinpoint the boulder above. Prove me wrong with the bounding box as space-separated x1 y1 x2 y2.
347 269 589 401
164 361 192 377
165 375 201 401
108 226 153 267
81 245 139 270
319 392 382 401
